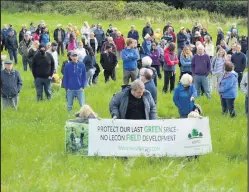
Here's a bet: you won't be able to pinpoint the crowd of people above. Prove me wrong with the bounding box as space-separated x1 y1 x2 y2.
0 20 248 119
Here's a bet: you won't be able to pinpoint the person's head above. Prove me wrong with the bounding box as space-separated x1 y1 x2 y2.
224 61 234 72
22 24 27 30
4 60 13 71
227 31 231 36
73 26 78 31
160 39 166 47
217 48 226 58
168 27 173 32
46 42 51 50
242 35 246 40
51 42 58 51
144 33 151 40
113 28 118 33
39 44 46 55
217 27 223 33
67 51 72 61
181 46 193 58
131 25 135 30
117 31 121 37
9 24 13 28
126 38 134 48
195 31 201 37
30 22 34 27
57 24 62 29
197 45 205 55
202 28 207 33
204 35 211 43
146 21 151 27
32 40 40 50
195 41 201 47
105 45 112 53
3 24 7 29
131 79 145 99
155 28 161 33
142 69 153 83
9 29 14 36
108 37 113 43
44 27 48 32
84 21 89 28
67 23 72 28
167 43 176 52
142 56 152 67
151 42 157 50
232 23 236 28
78 104 96 119
168 21 172 26
97 23 101 29
236 43 241 53
232 28 237 34
231 43 237 51
220 40 226 47
70 51 78 63
180 74 193 87
90 32 95 38
132 39 137 48
180 27 185 33
109 24 112 29
78 41 84 48
186 28 191 34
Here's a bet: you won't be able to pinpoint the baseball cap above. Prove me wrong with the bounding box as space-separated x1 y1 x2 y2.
71 51 78 57
4 60 13 65
180 27 185 30
51 42 58 47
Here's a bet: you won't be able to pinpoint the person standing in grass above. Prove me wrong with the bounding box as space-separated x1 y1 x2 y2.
110 79 157 120
142 34 152 56
89 32 98 54
27 40 39 70
47 42 59 73
149 42 162 79
122 38 139 85
40 27 50 46
127 25 139 42
240 72 248 115
32 44 55 101
1 24 8 51
75 42 87 63
114 31 125 60
18 24 27 43
63 51 86 112
162 43 179 93
53 24 66 56
191 44 211 99
1 60 23 110
18 32 33 71
141 56 157 86
154 28 162 43
203 35 214 59
173 74 197 118
83 50 96 87
94 24 105 53
142 22 154 40
177 27 187 58
67 29 77 52
100 45 118 83
216 27 224 46
80 21 90 40
6 29 18 65
211 48 226 92
218 61 238 117
179 46 193 79
29 22 37 38
231 43 247 86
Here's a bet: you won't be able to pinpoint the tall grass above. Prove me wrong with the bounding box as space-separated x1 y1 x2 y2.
1 12 247 191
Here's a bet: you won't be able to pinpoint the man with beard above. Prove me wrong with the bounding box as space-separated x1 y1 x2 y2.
32 44 55 101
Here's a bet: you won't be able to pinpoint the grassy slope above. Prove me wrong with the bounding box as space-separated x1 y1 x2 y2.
1 12 247 192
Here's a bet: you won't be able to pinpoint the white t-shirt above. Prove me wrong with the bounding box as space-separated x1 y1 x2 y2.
47 50 59 73
76 48 87 62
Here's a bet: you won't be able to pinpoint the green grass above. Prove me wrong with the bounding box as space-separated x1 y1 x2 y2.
1 12 247 192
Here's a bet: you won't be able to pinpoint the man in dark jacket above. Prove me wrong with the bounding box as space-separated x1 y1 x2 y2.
1 60 22 110
18 24 27 43
53 24 66 56
1 24 8 51
142 22 154 40
6 29 18 65
177 27 188 58
63 51 87 112
231 43 247 86
32 44 55 101
163 21 174 34
100 45 118 83
127 25 139 42
216 27 224 46
109 79 157 120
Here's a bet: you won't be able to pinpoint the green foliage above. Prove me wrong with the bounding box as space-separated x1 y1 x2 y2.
199 132 203 137
1 12 247 192
188 133 192 139
192 129 199 137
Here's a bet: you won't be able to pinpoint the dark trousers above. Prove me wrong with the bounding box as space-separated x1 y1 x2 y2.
8 49 18 64
97 43 102 53
34 77 52 101
245 96 248 114
163 71 175 92
104 69 116 83
22 56 29 71
236 71 243 88
57 41 64 56
152 65 161 79
221 98 235 117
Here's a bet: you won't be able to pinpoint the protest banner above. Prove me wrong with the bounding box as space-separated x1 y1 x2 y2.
65 121 88 156
88 118 212 157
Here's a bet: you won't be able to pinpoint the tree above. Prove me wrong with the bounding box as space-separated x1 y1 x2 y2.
199 132 203 137
192 129 199 137
188 134 192 139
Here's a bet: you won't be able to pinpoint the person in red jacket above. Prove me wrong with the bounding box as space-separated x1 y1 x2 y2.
114 31 126 60
162 43 179 93
168 27 176 43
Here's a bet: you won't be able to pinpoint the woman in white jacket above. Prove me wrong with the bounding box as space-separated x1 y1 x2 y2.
204 35 214 59
80 21 90 40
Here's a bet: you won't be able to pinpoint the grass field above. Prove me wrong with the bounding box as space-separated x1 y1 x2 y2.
1 12 247 192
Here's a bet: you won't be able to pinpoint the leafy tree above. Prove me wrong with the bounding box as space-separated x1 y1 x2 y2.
188 134 192 139
192 129 199 137
199 132 203 137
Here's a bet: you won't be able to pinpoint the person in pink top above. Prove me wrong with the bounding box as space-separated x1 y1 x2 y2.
114 31 125 60
33 28 41 41
67 32 77 52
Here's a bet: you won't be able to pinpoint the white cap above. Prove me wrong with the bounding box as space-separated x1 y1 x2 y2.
142 56 152 67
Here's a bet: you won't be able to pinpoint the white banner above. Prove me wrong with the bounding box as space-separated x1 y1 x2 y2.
88 118 212 157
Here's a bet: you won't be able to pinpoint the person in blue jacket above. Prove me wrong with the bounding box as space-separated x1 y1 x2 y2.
173 73 197 118
127 25 139 42
218 61 238 117
180 46 193 78
142 34 151 56
40 27 50 46
63 51 87 112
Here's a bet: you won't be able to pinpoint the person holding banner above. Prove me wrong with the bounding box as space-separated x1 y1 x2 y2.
110 79 157 120
173 73 197 118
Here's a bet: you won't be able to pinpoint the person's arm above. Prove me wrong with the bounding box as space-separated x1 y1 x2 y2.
136 31 139 41
206 56 211 75
32 56 36 78
50 54 55 76
122 50 131 62
100 53 104 67
113 54 118 67
191 56 195 75
173 87 181 108
190 85 197 98
180 56 189 67
242 54 247 69
18 31 22 43
63 64 68 90
128 51 139 60
16 71 23 93
61 62 65 75
95 38 98 51
109 92 122 118
18 41 23 55
218 77 234 93
81 64 87 88
164 53 175 66
240 73 247 95
142 27 145 39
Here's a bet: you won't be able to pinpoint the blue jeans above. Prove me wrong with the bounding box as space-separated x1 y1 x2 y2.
8 49 18 64
245 96 248 114
67 89 84 112
22 56 28 71
34 77 52 101
194 75 211 99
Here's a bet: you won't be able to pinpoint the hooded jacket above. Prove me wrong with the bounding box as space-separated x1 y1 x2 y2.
1 69 23 98
19 39 33 57
149 48 161 66
6 35 18 50
173 83 197 117
122 48 138 71
109 88 157 120
218 71 238 99
100 52 118 71
163 48 179 72
114 36 125 51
